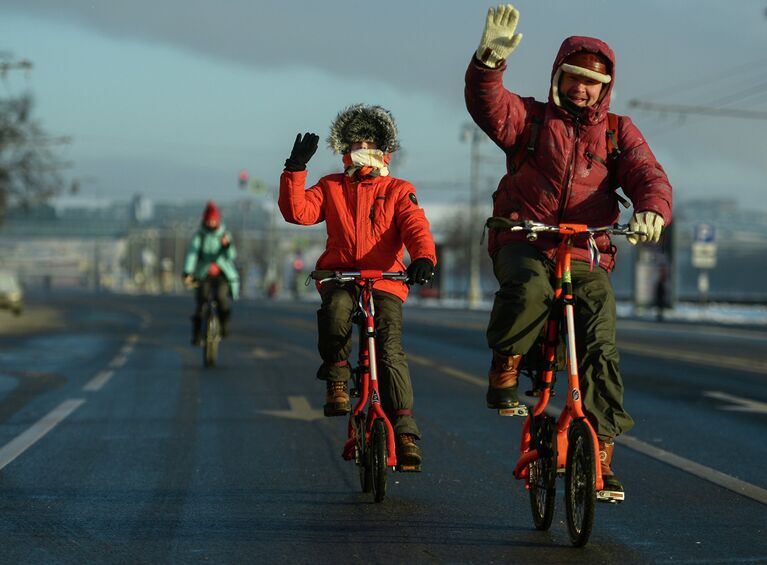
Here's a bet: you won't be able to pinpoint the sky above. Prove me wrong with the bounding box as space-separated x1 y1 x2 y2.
1 0 765 214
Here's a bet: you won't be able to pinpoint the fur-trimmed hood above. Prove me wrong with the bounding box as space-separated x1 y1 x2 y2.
327 104 400 154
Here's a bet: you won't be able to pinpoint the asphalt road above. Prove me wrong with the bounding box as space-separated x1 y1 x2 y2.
0 292 764 564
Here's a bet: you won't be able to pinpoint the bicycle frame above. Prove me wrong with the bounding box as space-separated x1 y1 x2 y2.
342 274 397 468
511 224 605 492
311 270 408 470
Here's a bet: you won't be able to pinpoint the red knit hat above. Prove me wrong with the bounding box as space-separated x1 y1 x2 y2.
202 200 221 227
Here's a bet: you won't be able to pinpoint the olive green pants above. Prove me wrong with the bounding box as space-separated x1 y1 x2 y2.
317 282 419 438
487 242 634 439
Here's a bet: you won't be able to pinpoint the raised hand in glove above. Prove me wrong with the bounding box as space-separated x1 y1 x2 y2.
406 258 434 286
284 132 319 172
627 211 665 245
475 4 523 68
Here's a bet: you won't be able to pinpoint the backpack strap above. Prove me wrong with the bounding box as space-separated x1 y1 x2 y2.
606 112 621 159
508 105 545 175
605 112 631 209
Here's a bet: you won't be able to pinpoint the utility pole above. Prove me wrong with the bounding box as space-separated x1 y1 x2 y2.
461 123 484 308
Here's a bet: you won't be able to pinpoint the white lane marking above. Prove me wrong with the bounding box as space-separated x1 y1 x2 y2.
83 370 115 392
127 334 139 345
409 353 485 387
251 347 285 360
617 435 767 506
704 391 767 414
0 399 85 471
258 396 325 421
410 354 767 506
619 342 767 375
109 354 128 369
120 344 134 356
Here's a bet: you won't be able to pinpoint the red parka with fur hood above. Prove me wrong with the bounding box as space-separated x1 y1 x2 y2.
279 169 437 301
465 36 672 270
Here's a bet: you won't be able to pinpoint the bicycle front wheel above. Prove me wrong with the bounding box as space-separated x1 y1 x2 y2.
529 414 557 530
204 314 219 367
355 414 372 493
371 419 388 503
565 419 597 547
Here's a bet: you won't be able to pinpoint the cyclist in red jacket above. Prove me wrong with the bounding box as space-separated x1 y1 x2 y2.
279 104 437 468
466 4 672 495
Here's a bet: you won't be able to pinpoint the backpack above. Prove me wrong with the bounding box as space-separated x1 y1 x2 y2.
508 106 630 208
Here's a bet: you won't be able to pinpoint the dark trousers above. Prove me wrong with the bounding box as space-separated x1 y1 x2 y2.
194 276 231 322
487 242 634 439
317 282 419 437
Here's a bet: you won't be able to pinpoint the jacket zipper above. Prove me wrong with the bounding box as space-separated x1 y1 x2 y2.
557 119 580 224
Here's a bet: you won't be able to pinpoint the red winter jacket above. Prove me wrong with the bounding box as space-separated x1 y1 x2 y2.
279 169 437 301
465 36 672 271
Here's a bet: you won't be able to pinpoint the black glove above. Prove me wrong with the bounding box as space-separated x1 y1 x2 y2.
284 132 319 172
406 258 434 285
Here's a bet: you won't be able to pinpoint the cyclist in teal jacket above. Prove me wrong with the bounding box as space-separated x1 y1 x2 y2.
183 201 240 344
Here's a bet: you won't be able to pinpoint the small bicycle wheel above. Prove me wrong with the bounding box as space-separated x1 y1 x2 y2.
528 414 557 531
204 314 219 367
355 414 372 493
565 419 597 547
371 419 388 503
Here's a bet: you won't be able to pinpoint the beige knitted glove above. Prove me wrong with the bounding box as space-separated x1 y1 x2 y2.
628 211 665 245
475 4 523 68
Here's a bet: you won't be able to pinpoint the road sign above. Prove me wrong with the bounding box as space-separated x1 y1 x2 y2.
694 223 716 243
692 223 716 269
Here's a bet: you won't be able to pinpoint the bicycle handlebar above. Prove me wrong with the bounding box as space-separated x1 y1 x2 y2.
309 270 410 285
485 217 636 237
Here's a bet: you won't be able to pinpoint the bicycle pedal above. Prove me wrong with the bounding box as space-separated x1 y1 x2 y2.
597 490 625 504
396 464 422 473
498 405 529 417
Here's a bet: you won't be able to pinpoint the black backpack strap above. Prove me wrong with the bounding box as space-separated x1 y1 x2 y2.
606 113 630 209
509 104 545 175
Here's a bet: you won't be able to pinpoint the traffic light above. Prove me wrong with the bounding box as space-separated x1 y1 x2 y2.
238 169 249 189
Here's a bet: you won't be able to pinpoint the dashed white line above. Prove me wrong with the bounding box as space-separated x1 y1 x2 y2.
83 370 115 392
109 354 128 369
0 399 85 471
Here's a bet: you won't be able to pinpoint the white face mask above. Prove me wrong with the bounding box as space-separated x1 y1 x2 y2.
345 148 389 176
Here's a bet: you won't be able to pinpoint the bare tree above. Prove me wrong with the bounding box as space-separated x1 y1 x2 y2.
0 89 67 223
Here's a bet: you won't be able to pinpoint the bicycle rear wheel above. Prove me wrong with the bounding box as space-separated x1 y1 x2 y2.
565 419 597 547
528 414 557 530
371 419 388 503
204 313 219 367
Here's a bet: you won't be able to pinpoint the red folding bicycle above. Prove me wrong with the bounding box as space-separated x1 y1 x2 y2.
485 217 636 547
310 269 416 503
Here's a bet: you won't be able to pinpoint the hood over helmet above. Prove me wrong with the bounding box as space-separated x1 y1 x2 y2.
327 104 400 154
202 200 221 228
549 36 616 123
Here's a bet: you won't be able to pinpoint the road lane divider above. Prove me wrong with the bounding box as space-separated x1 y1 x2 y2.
258 396 325 422
703 391 767 414
619 342 767 375
83 370 115 392
409 352 767 506
109 354 128 369
0 398 85 471
616 435 767 506
406 315 767 375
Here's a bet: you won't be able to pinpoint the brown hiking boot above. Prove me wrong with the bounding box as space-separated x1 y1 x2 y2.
599 439 624 493
486 352 522 409
396 433 422 471
324 380 351 417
